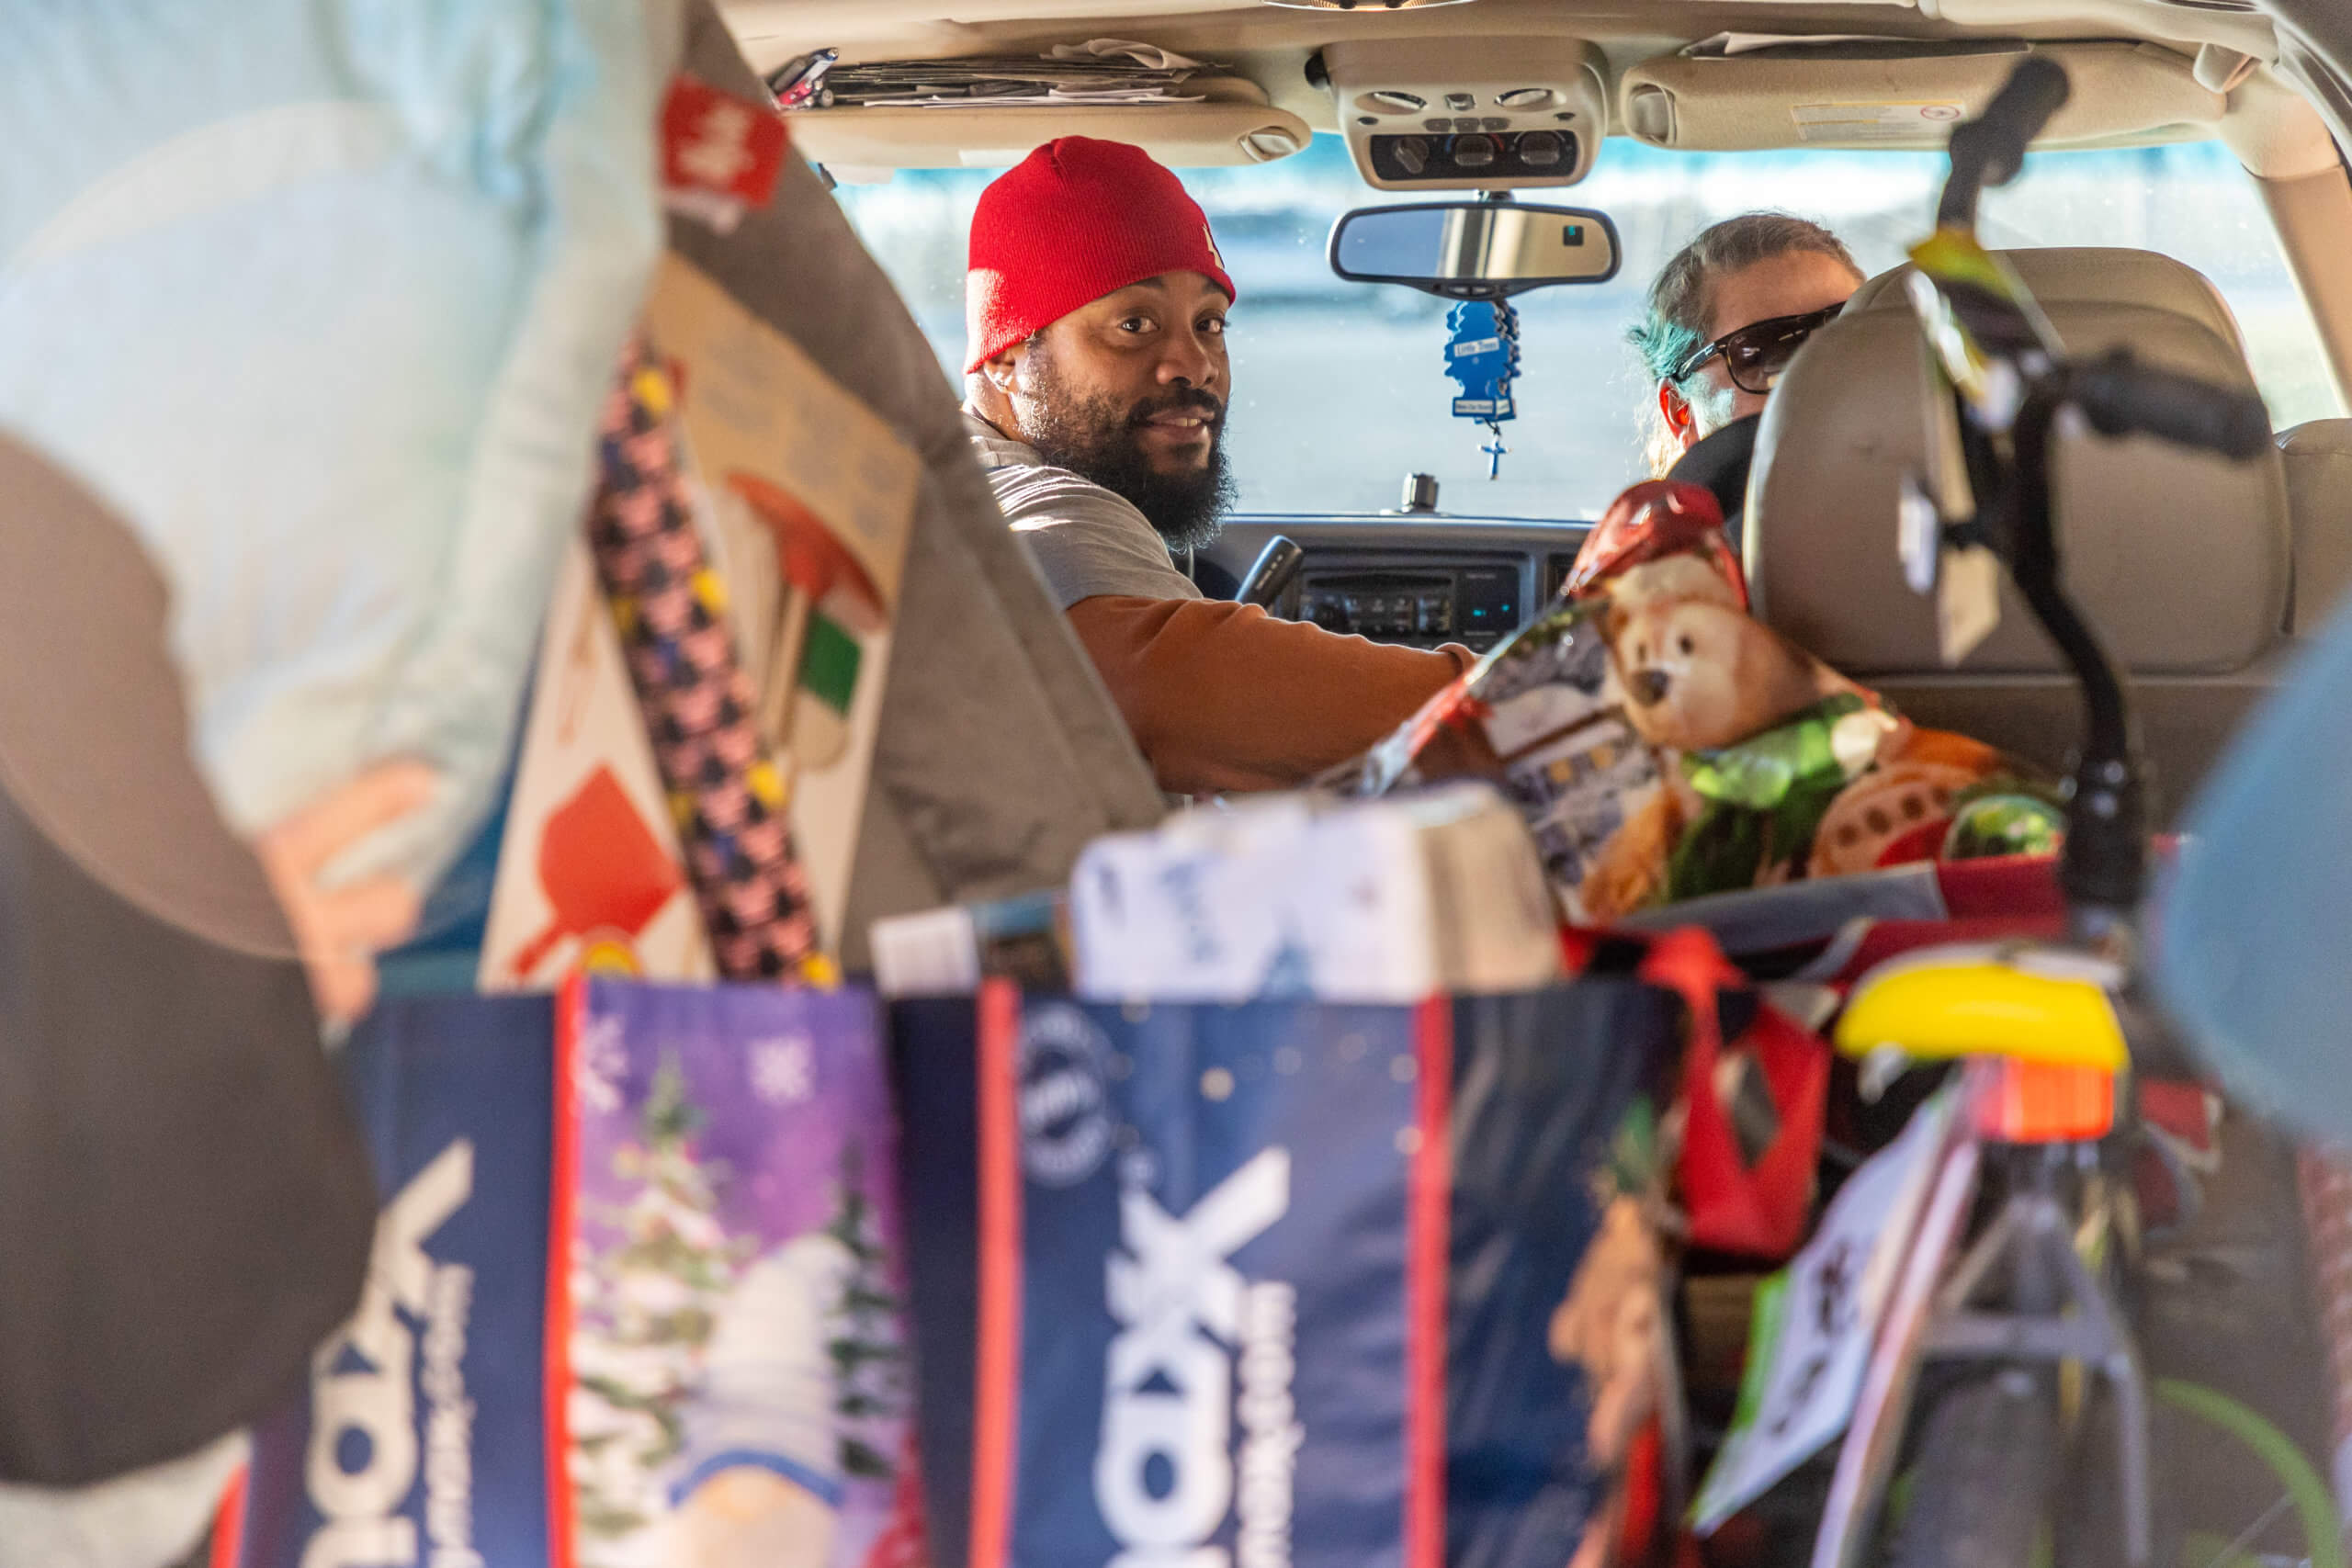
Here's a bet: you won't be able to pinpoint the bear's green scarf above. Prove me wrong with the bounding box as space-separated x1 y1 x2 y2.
1665 693 1887 902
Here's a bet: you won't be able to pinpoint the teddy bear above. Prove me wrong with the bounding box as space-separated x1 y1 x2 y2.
1566 479 2013 919
1579 593 1872 919
1606 593 1838 757
1550 1193 1668 1471
1551 1193 1670 1568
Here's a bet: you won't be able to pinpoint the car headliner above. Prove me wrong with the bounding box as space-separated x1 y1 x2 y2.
721 0 2351 168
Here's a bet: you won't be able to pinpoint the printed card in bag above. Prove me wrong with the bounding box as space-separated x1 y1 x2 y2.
1690 1085 1957 1531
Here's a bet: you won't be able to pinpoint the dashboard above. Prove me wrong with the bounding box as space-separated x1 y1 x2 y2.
1196 513 1593 653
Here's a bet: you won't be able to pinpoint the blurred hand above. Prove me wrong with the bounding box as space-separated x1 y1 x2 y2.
254 761 436 1025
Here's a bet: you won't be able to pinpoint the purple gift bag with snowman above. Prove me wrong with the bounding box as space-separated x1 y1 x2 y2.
229 977 926 1568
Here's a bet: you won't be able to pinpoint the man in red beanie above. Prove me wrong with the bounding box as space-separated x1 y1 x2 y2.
963 136 1474 797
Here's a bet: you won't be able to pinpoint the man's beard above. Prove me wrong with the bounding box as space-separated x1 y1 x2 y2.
1021 360 1236 555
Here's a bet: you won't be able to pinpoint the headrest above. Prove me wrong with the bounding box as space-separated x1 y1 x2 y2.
1747 247 2290 677
1666 413 1760 536
1842 245 2250 361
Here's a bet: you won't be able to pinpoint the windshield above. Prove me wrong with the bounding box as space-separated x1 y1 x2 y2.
835 134 2343 521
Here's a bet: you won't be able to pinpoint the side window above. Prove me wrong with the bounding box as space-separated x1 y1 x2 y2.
1978 142 2346 429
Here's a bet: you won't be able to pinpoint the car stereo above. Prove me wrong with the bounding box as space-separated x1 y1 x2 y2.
1293 564 1524 650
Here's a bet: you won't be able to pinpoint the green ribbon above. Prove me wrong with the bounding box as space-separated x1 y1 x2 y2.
1666 694 1887 903
1682 693 1873 810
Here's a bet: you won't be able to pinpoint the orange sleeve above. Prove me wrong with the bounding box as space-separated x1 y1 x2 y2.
1064 595 1476 797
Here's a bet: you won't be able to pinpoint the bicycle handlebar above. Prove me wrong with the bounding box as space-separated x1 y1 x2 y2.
1938 56 2071 229
2068 352 2274 462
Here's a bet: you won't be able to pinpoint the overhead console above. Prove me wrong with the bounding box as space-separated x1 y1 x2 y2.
1322 37 1609 191
1619 39 2225 152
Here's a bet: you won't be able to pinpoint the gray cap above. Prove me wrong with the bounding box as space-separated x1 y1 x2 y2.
0 434 294 959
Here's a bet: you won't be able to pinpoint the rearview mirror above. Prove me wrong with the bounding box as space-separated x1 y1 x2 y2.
1329 199 1621 298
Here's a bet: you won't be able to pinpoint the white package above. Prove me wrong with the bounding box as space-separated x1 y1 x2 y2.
1070 784 1562 1004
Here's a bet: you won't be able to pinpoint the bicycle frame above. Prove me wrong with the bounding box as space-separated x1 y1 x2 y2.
1804 54 2204 1568
1810 1067 2154 1568
1900 191 2149 932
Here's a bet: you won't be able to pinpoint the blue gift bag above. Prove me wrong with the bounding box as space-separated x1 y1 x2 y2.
893 982 1679 1568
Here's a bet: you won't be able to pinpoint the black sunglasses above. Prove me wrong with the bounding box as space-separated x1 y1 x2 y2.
1671 303 1845 395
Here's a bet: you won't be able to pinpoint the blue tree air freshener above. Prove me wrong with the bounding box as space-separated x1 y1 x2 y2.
1444 299 1521 478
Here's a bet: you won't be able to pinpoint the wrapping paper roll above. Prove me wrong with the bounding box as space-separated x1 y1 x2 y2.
588 336 827 982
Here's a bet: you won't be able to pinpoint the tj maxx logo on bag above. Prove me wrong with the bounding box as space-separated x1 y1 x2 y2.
302 1141 481 1568
1019 1005 1116 1189
1100 1149 1303 1568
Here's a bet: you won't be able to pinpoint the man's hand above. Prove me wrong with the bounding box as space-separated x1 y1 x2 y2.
254 761 435 1025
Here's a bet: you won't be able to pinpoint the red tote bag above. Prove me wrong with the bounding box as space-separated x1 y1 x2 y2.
1643 928 1829 1260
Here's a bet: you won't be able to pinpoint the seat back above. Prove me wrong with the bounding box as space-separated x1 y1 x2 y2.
2282 418 2352 632
1745 246 2293 817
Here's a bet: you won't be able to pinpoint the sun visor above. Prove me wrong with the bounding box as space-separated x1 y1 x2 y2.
786 85 1312 171
1620 40 2225 152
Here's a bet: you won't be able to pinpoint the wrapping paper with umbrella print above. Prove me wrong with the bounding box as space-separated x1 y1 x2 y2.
488 254 916 980
481 538 717 988
516 767 685 977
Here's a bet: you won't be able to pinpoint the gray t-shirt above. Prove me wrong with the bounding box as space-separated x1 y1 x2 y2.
964 409 1203 610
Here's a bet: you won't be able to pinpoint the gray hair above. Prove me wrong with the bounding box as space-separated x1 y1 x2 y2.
1629 212 1862 388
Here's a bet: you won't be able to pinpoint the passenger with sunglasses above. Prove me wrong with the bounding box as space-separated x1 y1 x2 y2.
1630 213 1865 479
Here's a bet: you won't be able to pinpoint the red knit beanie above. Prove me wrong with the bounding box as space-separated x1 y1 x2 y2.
965 137 1237 374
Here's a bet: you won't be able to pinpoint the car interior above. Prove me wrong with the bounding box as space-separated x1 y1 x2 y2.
720 0 2352 822
6 7 2351 1557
